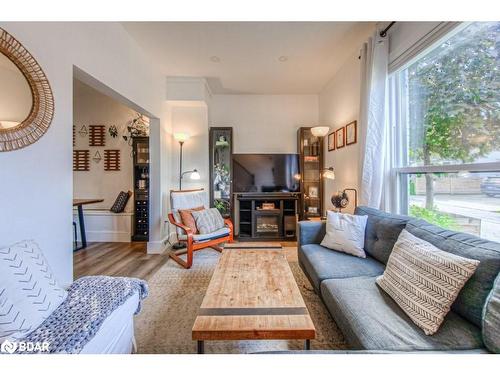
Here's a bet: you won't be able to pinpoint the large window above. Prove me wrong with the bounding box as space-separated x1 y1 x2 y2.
390 22 500 241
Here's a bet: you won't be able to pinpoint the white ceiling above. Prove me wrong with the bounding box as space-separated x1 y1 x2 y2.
121 22 375 95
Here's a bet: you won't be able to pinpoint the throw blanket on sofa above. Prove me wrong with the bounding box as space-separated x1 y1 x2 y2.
16 276 148 354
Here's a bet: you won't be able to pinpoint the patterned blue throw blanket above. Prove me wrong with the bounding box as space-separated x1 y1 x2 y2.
16 276 148 354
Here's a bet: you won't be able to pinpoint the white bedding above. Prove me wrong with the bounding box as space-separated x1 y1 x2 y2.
80 291 140 354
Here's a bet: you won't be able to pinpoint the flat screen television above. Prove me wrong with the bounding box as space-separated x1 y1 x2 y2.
232 153 300 193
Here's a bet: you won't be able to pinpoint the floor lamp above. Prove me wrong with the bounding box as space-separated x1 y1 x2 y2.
174 132 201 190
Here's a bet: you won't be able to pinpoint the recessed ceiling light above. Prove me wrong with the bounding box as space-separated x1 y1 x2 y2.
278 56 288 62
210 56 220 63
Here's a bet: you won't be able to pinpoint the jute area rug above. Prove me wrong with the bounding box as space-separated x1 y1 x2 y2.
134 247 347 354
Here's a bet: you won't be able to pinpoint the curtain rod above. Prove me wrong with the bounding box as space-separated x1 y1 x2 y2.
358 21 396 60
380 22 396 37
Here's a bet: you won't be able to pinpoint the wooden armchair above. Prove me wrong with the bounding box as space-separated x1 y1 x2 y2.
168 189 233 269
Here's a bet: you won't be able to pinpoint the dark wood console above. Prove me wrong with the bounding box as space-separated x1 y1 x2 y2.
236 193 299 241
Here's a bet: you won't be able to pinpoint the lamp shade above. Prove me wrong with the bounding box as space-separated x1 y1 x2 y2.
323 167 335 180
190 169 201 180
311 126 330 137
174 132 190 142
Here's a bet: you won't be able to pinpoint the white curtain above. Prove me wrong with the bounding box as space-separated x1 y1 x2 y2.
358 31 390 208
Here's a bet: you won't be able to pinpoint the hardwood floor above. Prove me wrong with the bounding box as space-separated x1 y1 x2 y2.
73 241 297 280
73 242 169 281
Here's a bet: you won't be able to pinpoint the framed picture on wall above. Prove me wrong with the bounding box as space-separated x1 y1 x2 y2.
346 121 357 145
328 132 335 151
336 127 345 148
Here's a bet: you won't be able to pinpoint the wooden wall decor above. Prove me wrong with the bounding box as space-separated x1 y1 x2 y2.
73 150 90 171
0 28 55 152
104 149 120 171
89 125 106 146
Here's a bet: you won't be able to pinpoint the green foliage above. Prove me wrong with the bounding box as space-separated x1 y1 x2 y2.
409 205 460 231
214 199 230 217
408 22 500 165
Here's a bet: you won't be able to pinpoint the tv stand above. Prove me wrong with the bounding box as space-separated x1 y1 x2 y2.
235 193 299 241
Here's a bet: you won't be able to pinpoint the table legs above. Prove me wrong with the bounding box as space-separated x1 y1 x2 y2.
197 341 204 354
304 339 311 350
195 340 310 353
75 205 87 251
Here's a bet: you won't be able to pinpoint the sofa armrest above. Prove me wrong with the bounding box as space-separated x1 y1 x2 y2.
298 220 326 247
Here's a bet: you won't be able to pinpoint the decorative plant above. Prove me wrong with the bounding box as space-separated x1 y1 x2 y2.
213 163 230 194
108 125 118 138
214 199 230 217
123 113 149 145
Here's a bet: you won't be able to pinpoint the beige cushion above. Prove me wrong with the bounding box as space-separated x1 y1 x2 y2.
376 229 479 335
178 206 204 234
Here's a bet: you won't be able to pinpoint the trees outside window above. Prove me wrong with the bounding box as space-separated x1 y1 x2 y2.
391 22 500 241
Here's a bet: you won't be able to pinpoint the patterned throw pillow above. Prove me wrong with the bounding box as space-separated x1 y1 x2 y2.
191 208 225 235
0 240 67 342
178 206 204 234
320 211 368 258
110 191 132 213
376 229 479 335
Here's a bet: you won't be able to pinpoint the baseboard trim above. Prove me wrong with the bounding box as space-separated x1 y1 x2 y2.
147 237 171 254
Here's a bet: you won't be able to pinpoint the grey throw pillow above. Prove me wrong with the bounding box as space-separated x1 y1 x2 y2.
191 208 225 234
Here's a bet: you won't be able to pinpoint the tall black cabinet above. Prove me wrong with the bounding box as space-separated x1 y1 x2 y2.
132 137 150 241
209 127 233 218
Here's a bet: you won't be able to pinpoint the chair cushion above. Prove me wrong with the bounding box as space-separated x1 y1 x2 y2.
178 227 230 242
179 206 204 234
170 190 208 238
170 190 207 211
298 244 385 292
0 240 67 342
376 229 479 335
320 276 484 351
191 208 225 234
406 219 500 328
354 206 410 265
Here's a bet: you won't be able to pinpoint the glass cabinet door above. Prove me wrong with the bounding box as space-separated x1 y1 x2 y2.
135 141 149 164
209 127 233 218
298 128 323 220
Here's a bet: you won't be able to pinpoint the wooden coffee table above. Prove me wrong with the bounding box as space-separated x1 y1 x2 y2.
192 248 316 353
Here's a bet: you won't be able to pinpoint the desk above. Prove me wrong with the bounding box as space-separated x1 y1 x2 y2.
73 199 104 251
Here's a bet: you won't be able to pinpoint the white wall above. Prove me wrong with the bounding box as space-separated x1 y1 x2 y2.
73 79 137 211
210 95 319 153
169 102 210 193
319 52 363 214
0 22 165 286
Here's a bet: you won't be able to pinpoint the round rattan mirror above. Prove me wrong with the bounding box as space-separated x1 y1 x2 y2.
0 28 54 152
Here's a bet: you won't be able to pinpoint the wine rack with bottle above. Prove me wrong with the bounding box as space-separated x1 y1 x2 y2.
132 137 150 241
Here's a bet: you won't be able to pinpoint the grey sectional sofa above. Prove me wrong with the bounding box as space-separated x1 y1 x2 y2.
298 206 500 353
